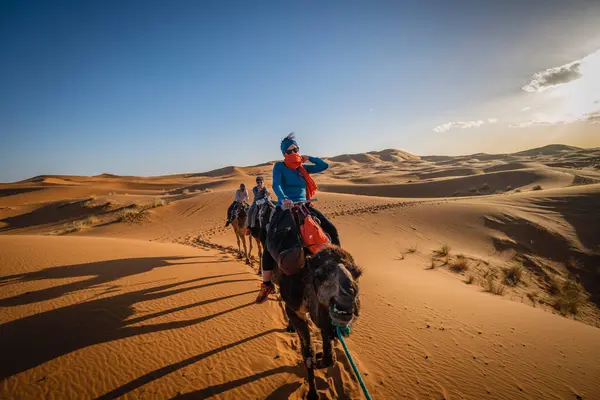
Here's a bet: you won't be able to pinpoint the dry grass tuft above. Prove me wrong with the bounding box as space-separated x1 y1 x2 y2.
54 215 99 235
118 207 146 223
532 185 543 191
547 277 562 295
145 197 166 210
553 280 586 316
429 257 436 270
485 275 505 296
450 254 470 273
464 275 474 285
515 189 522 193
407 244 418 253
526 291 538 307
503 263 524 286
434 244 451 257
506 185 513 191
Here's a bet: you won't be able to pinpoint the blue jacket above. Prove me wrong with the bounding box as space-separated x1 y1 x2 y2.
272 157 329 205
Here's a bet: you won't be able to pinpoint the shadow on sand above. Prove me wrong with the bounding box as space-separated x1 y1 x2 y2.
0 256 258 380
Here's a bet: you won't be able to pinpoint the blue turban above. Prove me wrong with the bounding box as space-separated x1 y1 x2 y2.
280 137 298 155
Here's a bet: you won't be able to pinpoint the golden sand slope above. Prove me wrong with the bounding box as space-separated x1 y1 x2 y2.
1 144 600 399
0 235 362 399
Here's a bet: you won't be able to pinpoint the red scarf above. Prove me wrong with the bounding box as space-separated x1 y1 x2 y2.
284 153 318 200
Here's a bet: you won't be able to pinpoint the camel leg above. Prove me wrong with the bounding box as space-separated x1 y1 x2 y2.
234 227 243 259
286 306 317 400
248 233 253 261
241 231 250 264
317 305 336 368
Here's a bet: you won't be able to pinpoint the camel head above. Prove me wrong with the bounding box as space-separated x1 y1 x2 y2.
309 245 362 327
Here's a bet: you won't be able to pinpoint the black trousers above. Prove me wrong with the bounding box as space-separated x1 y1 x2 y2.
262 204 340 272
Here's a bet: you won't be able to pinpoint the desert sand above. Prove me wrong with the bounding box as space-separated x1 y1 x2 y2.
1 144 600 399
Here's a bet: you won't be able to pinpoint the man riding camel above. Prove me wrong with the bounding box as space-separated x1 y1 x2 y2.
245 176 270 235
255 133 340 304
225 183 249 227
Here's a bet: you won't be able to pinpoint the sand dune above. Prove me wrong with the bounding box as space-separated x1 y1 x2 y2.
1 145 600 399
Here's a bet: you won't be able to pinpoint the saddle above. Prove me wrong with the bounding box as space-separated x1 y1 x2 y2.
265 203 330 276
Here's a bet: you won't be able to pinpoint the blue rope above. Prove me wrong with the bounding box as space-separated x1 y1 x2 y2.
333 321 373 400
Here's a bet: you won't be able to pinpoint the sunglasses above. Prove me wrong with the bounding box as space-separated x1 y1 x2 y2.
285 147 299 155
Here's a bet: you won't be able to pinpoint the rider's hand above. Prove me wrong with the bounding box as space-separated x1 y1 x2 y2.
301 155 309 163
282 198 294 209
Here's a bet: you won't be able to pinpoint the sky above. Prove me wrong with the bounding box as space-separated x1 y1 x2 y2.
1 0 600 182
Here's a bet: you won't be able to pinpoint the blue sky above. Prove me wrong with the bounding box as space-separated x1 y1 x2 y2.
2 0 600 182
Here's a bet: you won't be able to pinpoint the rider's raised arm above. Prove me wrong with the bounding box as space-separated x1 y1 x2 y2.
304 156 329 174
272 162 288 202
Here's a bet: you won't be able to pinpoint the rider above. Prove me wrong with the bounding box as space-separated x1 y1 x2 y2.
245 175 270 235
255 133 340 304
225 183 249 227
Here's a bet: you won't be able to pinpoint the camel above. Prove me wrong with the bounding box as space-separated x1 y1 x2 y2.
259 205 363 400
229 203 250 264
247 198 275 274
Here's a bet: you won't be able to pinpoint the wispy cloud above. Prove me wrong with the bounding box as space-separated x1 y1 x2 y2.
509 120 554 129
433 118 497 133
522 62 582 92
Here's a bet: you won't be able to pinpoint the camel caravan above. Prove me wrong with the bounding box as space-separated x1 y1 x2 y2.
224 134 364 399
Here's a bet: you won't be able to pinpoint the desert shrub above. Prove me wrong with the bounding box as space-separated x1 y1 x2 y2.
526 291 538 307
429 257 436 269
532 185 543 191
146 197 165 209
118 207 146 223
515 189 521 193
434 244 451 257
503 264 523 286
450 254 470 272
547 277 562 295
553 280 586 315
486 276 505 295
465 275 474 284
480 182 490 191
58 215 99 234
407 244 418 253
506 185 513 191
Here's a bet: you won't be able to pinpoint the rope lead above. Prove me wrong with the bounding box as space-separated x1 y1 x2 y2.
333 322 373 400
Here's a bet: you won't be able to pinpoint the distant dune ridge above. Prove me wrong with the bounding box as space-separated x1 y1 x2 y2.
1 144 600 399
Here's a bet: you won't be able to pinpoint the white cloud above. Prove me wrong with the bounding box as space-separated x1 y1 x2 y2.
433 118 498 133
517 49 600 126
522 62 582 92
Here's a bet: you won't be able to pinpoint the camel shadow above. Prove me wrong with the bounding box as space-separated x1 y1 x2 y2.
98 328 294 399
0 258 257 380
174 365 302 399
0 256 201 307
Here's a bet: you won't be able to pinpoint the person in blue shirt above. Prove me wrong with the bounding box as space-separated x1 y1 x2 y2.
256 133 340 304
